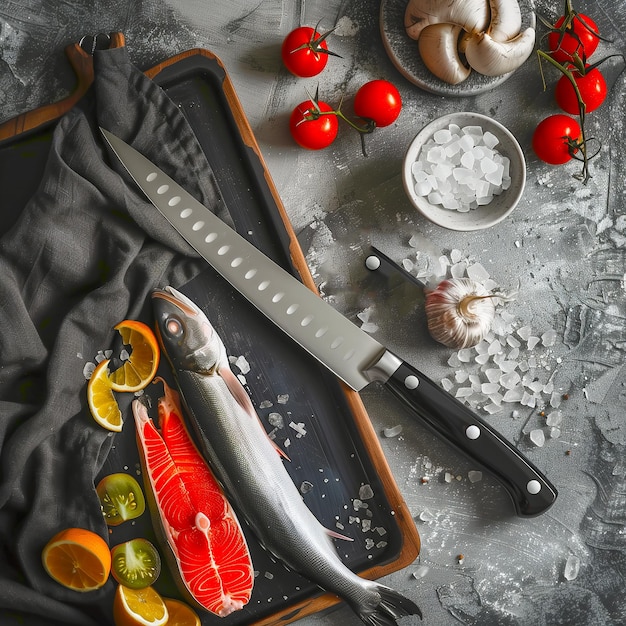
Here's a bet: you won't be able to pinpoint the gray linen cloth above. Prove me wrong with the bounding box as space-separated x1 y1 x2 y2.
0 45 220 624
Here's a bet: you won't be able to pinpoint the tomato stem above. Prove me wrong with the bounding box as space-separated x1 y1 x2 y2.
302 86 377 132
296 19 342 59
537 49 592 183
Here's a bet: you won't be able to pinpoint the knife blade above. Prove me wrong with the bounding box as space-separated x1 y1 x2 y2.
101 128 557 517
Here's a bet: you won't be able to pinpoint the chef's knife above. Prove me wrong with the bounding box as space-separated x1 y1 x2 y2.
101 128 557 517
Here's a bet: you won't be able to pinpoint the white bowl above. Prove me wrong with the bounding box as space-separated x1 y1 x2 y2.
402 112 526 231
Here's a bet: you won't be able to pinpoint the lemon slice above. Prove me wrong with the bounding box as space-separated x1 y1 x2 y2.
113 584 168 626
87 359 123 432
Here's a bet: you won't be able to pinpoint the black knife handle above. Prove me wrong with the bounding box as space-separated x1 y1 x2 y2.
384 359 557 517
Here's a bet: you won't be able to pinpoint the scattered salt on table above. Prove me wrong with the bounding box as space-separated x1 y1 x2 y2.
545 411 563 427
468 470 483 483
382 424 403 438
412 565 430 579
289 421 307 437
529 429 545 447
564 555 580 581
268 412 284 428
83 362 96 379
542 329 557 346
359 484 374 500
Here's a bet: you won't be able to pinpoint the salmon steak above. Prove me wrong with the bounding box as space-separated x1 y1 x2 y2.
133 379 253 616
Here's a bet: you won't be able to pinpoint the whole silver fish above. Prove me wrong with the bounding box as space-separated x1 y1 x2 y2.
152 286 422 626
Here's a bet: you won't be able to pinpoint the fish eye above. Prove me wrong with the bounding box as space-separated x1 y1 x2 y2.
165 316 184 338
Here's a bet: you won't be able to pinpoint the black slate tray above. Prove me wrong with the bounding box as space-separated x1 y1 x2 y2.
0 43 420 626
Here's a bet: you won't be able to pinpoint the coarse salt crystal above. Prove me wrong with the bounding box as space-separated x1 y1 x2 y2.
383 424 403 438
546 410 563 426
500 371 521 388
503 386 524 402
484 403 502 414
457 348 472 362
529 429 545 447
359 484 374 499
289 421 307 437
455 370 469 383
564 555 580 581
412 565 430 579
485 368 501 383
481 382 500 395
83 362 96 379
428 191 443 205
268 412 284 428
235 355 250 374
434 128 452 144
482 131 499 149
527 336 540 350
481 157 498 175
441 377 454 392
466 262 490 282
542 329 557 346
468 470 483 483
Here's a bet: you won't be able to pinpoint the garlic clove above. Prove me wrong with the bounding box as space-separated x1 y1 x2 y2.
425 278 496 349
488 0 523 43
404 0 490 42
464 27 536 77
418 24 472 85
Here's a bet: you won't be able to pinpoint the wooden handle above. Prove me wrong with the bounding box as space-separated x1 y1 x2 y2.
0 32 126 142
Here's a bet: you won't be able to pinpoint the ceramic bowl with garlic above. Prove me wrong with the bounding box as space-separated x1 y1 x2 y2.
380 0 536 96
402 112 526 232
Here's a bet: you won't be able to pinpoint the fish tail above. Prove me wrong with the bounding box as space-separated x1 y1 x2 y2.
354 584 422 626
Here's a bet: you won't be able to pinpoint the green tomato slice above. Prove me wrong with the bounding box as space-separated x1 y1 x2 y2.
111 538 162 589
96 472 146 526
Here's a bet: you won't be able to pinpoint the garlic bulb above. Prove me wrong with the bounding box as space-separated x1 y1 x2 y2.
425 278 496 349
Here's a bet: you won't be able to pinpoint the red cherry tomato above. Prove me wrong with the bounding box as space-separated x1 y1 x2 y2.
532 115 581 165
548 13 600 64
289 100 339 150
555 67 607 115
353 80 402 128
281 26 330 77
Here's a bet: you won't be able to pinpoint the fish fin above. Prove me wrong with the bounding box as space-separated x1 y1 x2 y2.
219 364 291 461
325 528 354 542
218 364 258 418
354 585 422 625
155 377 184 427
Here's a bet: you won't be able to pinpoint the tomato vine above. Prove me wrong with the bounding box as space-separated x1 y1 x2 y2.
536 0 623 184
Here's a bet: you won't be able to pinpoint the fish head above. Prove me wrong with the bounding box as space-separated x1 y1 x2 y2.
152 286 227 374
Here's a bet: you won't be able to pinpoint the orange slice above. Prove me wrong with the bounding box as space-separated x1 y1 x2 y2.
109 320 160 393
163 598 201 626
113 584 169 626
87 359 123 432
42 527 111 592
